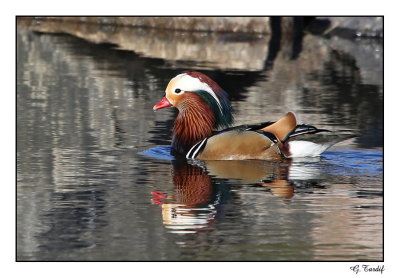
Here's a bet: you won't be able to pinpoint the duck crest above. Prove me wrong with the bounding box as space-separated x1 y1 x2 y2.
182 71 233 129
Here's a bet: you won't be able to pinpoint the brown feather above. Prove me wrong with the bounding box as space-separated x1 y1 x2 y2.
261 112 297 142
172 93 216 154
197 130 282 160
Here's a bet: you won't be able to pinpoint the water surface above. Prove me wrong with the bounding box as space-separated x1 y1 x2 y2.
16 20 382 261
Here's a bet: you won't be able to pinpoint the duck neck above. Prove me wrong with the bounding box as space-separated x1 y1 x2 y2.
172 97 216 155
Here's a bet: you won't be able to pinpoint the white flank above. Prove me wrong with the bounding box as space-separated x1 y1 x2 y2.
173 73 223 114
286 141 333 158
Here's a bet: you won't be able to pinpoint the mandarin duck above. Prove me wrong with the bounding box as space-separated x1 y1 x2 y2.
153 71 354 160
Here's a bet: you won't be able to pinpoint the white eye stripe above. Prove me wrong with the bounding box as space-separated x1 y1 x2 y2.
172 74 223 114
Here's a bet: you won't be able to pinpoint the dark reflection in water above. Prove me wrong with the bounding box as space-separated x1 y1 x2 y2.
38 189 107 252
17 19 382 261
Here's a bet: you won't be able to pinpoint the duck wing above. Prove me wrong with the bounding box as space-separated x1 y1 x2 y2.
186 129 282 160
186 112 297 160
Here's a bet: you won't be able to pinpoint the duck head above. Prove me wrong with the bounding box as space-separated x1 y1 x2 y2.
154 71 233 155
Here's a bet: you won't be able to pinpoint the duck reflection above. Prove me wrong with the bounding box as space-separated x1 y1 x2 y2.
151 162 220 234
204 160 295 199
151 159 305 234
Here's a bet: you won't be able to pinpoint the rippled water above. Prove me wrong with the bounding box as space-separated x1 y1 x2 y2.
16 19 382 261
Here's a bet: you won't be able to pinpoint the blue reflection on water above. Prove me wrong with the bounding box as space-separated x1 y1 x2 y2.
139 145 174 161
140 146 383 180
323 150 382 177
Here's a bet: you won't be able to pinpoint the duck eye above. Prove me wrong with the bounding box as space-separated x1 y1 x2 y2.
175 88 181 94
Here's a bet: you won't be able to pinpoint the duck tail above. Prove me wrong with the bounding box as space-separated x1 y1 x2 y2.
284 129 356 158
